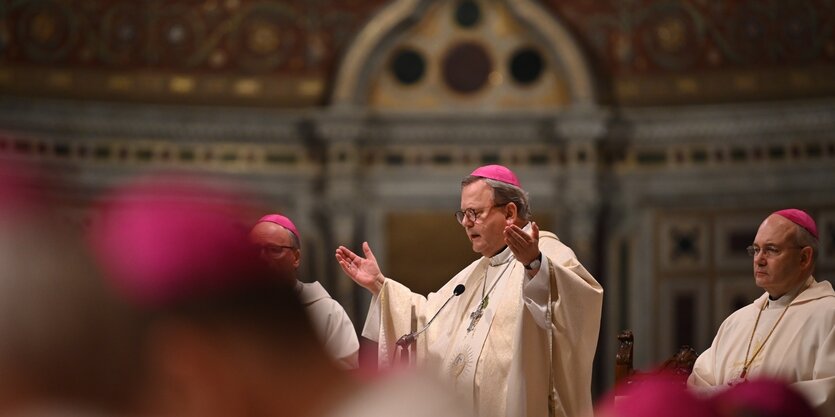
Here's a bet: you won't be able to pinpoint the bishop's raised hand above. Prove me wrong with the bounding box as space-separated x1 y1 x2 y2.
335 241 385 295
504 221 540 267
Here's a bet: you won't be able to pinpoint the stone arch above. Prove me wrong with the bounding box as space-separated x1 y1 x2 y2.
331 0 600 109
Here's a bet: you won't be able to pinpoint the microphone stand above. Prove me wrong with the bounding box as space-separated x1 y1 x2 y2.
395 284 465 366
395 332 416 366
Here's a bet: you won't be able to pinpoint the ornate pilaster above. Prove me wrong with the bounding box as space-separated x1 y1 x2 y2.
316 110 367 318
553 108 609 272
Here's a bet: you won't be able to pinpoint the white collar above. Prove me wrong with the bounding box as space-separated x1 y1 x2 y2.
489 245 514 266
767 276 813 309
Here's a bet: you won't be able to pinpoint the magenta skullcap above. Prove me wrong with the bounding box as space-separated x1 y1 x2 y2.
89 178 268 308
710 378 816 417
599 373 718 417
470 164 521 188
773 209 818 239
257 214 300 244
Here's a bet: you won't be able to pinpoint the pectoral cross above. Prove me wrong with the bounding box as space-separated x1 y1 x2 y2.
467 296 489 333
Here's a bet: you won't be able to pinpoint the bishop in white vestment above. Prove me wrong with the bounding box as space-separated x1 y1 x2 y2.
688 209 835 417
336 165 603 417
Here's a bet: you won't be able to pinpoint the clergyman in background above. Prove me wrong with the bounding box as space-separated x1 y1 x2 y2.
251 214 359 369
688 209 835 417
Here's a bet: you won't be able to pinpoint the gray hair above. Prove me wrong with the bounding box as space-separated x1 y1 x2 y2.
461 176 532 221
794 224 818 265
283 227 300 249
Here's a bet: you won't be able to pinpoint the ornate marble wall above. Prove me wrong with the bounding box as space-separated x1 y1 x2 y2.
2 0 835 394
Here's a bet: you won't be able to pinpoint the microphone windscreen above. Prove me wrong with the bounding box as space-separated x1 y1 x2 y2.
453 284 466 296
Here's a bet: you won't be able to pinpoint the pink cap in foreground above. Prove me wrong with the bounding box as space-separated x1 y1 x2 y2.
89 178 266 308
710 378 816 417
599 373 717 417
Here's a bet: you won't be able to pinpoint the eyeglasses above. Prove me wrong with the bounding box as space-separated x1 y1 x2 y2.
259 244 296 257
455 203 506 224
746 244 804 258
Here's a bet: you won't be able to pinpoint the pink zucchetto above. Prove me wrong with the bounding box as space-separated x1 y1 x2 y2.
257 214 300 244
89 177 269 309
597 373 718 417
470 164 521 188
773 208 818 239
710 378 816 417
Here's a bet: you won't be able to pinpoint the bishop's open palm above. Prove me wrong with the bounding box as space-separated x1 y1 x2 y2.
335 241 384 294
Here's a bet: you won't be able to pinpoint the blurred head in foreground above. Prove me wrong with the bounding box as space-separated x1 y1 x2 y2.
598 373 718 417
88 176 343 417
710 378 818 417
0 162 140 415
89 176 473 417
0 168 470 417
597 374 817 417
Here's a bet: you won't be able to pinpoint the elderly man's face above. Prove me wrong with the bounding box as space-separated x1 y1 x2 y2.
459 180 510 257
751 214 809 297
250 222 300 281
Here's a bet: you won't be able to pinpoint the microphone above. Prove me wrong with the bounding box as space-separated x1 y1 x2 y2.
396 284 465 363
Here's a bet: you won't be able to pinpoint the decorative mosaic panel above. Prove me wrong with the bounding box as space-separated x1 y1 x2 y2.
2 0 835 105
0 0 386 73
657 215 710 273
0 0 387 104
544 0 835 75
544 0 835 104
713 213 761 271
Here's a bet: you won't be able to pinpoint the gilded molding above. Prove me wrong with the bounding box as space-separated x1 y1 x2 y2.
506 0 600 106
331 0 434 106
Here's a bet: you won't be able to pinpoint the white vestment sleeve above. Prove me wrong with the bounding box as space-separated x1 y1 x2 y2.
361 278 434 368
362 291 382 342
791 324 835 417
688 332 722 388
521 255 550 329
507 231 604 417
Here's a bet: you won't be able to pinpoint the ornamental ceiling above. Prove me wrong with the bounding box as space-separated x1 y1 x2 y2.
1 0 833 107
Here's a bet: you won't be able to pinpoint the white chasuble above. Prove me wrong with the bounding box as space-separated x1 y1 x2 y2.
688 277 835 417
439 248 518 412
362 226 604 417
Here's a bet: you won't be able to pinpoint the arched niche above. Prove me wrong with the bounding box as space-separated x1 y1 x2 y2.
331 0 600 112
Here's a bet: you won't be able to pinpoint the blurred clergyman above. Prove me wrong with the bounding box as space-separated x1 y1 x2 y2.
688 209 835 416
250 214 359 369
